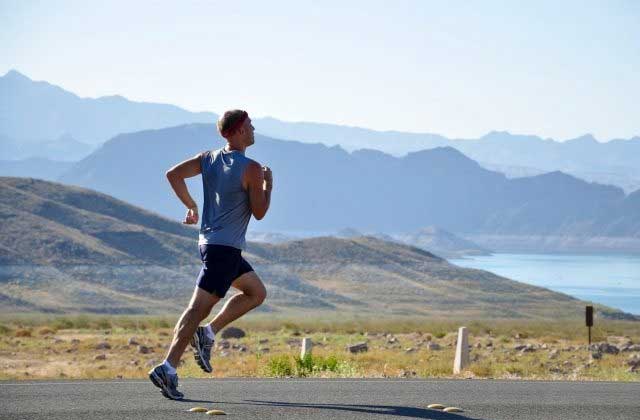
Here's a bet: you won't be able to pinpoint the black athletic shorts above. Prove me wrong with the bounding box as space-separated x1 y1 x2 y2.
196 244 254 298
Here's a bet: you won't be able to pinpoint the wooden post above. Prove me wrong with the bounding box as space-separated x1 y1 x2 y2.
586 305 593 345
301 337 312 359
453 327 469 374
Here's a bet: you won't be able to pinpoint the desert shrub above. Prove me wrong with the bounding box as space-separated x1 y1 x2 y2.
316 355 339 372
267 354 343 377
280 322 304 336
149 318 171 329
0 324 11 335
335 360 358 376
115 318 137 330
72 315 90 329
505 365 524 375
420 357 451 377
266 355 293 377
434 332 447 339
470 363 493 377
95 318 111 330
37 327 56 336
51 318 74 330
48 315 92 330
15 329 31 337
294 354 314 375
293 354 341 376
468 321 491 335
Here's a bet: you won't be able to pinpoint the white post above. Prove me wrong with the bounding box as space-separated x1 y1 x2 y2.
453 327 469 374
301 337 313 359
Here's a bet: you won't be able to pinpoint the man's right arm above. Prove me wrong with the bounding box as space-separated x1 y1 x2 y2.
244 162 272 220
166 153 202 225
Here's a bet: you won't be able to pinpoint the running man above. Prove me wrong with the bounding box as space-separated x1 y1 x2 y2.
149 110 271 399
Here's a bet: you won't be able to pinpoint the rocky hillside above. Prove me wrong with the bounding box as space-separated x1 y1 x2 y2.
1 177 633 320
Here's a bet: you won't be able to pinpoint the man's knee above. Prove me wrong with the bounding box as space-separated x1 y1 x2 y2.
253 284 267 306
233 272 267 306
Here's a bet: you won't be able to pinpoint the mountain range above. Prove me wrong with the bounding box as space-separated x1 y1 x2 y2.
0 133 94 161
255 119 640 193
0 69 215 145
51 123 640 254
3 176 631 320
2 70 640 253
1 70 639 193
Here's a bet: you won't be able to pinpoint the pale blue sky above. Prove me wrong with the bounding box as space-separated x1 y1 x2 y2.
1 0 638 140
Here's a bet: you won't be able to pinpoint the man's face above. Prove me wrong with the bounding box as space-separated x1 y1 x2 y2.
241 117 255 146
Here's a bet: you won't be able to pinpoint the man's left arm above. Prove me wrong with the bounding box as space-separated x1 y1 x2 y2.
166 153 202 225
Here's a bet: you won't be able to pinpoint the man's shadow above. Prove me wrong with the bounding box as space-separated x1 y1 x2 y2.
177 398 216 404
222 399 485 419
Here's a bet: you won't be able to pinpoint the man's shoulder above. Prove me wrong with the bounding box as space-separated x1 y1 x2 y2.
244 156 260 167
236 152 259 167
207 147 224 157
200 149 214 159
243 159 262 177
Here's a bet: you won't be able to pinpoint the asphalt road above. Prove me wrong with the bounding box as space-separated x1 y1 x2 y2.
1 378 638 420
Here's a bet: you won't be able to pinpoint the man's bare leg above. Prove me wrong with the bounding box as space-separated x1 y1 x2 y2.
208 271 267 333
166 286 219 367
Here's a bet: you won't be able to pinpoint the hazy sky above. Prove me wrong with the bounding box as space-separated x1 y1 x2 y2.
1 0 638 141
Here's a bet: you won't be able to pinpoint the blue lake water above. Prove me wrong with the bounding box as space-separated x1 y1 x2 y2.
449 254 640 315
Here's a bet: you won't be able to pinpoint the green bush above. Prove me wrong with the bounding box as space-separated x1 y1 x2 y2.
149 318 171 329
74 315 90 329
266 355 293 377
294 353 314 375
0 324 11 336
317 355 339 372
95 318 111 330
115 318 137 330
281 322 300 331
294 354 341 376
505 365 523 375
267 354 343 377
51 318 74 330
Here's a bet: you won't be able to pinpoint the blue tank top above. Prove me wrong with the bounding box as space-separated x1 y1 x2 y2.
198 148 253 249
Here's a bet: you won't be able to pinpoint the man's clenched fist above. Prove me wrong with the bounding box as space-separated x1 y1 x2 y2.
183 206 199 225
262 166 273 191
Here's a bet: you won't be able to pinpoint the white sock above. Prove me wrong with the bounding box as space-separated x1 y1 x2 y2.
205 324 215 340
162 359 177 375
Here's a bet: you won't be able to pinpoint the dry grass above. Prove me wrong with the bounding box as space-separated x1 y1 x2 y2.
0 315 638 381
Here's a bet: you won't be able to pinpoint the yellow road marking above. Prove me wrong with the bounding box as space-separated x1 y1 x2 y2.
443 406 463 413
206 409 226 415
188 407 208 413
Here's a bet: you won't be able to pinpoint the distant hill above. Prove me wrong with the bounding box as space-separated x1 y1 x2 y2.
0 133 95 161
247 231 298 244
255 118 640 193
334 227 490 258
253 116 451 156
3 70 639 192
56 123 640 254
393 226 492 258
0 158 75 182
0 70 216 145
3 176 632 320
